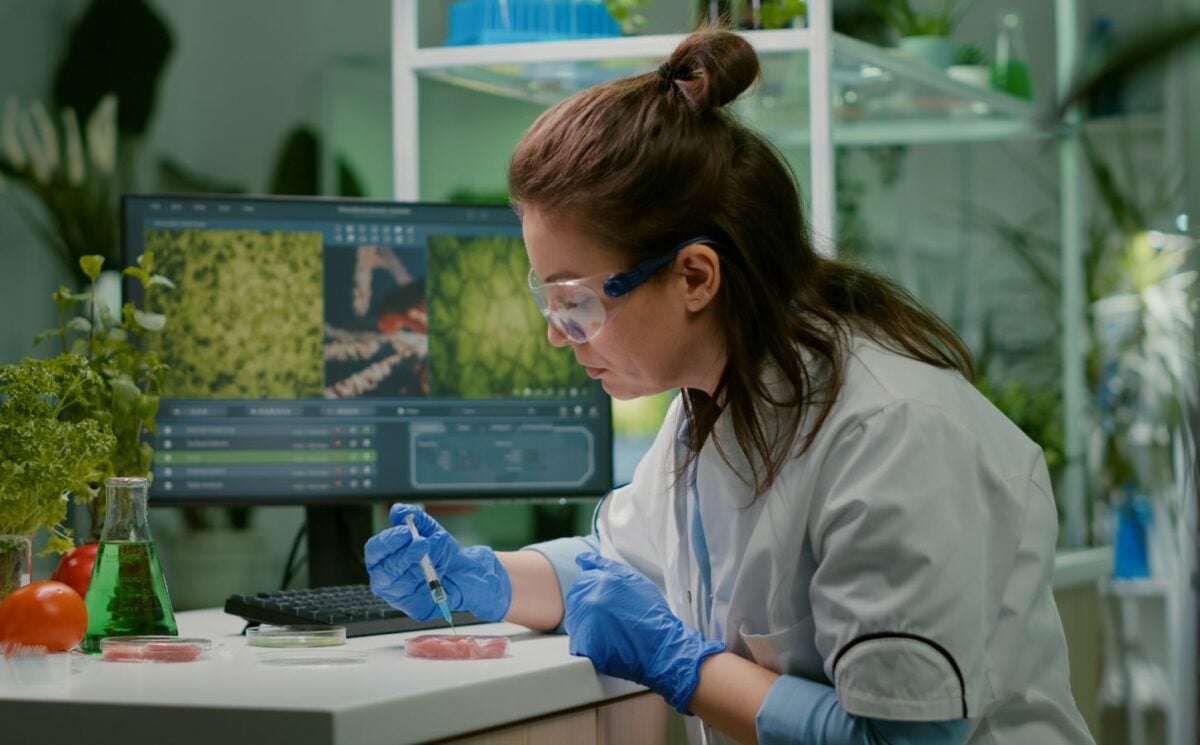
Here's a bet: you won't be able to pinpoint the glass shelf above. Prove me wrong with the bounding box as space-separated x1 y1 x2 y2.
408 29 1042 146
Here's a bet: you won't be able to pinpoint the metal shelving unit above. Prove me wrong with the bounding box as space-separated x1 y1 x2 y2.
391 2 1049 236
389 0 1085 539
390 0 1089 533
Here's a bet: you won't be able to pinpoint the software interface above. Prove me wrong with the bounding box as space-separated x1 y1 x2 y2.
123 196 612 503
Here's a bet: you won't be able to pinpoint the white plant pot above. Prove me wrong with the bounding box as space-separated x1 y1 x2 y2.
947 64 991 88
897 35 954 69
93 268 123 321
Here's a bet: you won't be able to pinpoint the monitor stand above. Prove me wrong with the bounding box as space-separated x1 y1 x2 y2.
306 504 373 587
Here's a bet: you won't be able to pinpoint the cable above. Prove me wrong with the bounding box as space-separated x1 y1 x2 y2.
336 506 369 573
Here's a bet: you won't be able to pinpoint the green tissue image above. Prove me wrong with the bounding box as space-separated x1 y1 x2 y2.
427 235 589 399
148 229 325 399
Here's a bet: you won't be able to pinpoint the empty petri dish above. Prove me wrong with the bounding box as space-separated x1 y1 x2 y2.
246 625 347 648
257 649 367 667
100 636 212 663
4 650 70 686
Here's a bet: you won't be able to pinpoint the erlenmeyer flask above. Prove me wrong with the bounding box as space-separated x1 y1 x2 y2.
991 11 1033 100
81 477 177 654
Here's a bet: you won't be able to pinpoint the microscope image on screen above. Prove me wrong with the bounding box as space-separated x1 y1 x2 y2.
323 245 429 399
426 234 590 399
149 228 326 400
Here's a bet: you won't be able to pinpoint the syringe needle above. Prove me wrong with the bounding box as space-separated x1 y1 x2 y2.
406 514 457 634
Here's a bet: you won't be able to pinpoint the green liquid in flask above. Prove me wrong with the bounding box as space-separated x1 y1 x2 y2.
82 540 177 654
991 61 1033 100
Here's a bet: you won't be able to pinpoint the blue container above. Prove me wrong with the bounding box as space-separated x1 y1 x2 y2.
447 0 623 45
1112 493 1152 579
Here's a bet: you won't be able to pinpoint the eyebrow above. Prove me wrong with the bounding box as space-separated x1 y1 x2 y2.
543 270 582 283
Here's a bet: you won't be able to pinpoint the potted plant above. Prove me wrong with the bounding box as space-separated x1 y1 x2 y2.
36 252 173 542
868 0 977 69
0 95 120 287
947 42 990 88
0 354 115 600
1083 182 1196 577
0 0 172 289
605 0 648 34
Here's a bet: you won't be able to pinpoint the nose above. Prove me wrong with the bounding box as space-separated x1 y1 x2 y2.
547 322 571 348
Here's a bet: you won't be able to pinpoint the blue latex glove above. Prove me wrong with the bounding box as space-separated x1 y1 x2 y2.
564 552 725 715
364 504 512 622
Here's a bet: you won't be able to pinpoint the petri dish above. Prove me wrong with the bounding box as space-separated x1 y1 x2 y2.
405 634 509 660
100 636 212 663
4 651 70 686
257 649 367 667
246 625 347 648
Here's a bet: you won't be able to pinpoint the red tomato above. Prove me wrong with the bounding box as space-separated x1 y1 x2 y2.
50 543 99 598
0 580 88 652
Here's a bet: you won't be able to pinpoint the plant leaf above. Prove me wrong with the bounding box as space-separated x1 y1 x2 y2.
132 310 166 331
123 266 150 286
79 254 104 281
1053 17 1200 122
147 274 176 290
66 316 92 334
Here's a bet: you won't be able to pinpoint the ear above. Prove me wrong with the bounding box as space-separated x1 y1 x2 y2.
674 243 721 312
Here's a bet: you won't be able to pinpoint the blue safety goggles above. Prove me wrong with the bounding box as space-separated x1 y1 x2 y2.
527 236 720 344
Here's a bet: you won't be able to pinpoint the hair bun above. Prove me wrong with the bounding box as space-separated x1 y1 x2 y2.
664 29 760 112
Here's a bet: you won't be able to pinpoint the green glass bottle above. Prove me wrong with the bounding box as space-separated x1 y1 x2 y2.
991 12 1034 100
81 477 177 654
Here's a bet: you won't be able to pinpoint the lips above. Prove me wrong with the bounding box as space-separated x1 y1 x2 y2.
585 366 605 379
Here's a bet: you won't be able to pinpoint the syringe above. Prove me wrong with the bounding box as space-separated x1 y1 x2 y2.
405 514 456 634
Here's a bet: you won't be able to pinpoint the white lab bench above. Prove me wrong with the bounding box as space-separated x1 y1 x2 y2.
0 608 668 745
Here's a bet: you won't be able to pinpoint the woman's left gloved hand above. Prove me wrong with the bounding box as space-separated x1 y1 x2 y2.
564 552 725 714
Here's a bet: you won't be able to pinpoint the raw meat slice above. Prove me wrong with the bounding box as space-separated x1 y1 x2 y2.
405 634 509 660
101 641 206 662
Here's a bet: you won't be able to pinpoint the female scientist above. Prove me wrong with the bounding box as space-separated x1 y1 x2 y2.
365 29 1096 745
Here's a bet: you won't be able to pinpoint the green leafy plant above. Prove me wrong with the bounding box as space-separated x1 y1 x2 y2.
0 354 115 555
975 376 1065 472
1079 146 1196 519
977 131 1196 545
760 0 808 30
0 95 121 284
35 253 173 539
953 42 986 65
605 0 647 34
867 0 976 38
0 0 172 287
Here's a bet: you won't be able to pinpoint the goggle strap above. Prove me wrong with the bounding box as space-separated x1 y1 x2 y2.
602 235 720 298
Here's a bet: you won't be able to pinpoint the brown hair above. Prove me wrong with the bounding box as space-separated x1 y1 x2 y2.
508 29 974 496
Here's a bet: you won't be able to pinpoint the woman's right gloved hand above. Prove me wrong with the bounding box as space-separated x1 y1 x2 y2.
364 503 512 623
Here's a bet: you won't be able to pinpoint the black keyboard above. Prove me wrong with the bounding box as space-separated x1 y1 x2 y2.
224 584 485 638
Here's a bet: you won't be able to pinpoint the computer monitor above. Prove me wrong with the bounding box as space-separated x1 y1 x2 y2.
121 194 613 584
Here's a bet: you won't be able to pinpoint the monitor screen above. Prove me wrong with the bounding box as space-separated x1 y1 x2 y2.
122 195 613 506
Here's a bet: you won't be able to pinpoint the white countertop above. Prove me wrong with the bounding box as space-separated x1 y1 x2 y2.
0 608 645 745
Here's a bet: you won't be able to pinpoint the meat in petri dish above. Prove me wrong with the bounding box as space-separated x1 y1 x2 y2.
405 634 509 660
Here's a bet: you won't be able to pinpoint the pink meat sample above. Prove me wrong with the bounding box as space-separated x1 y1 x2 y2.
102 641 206 662
405 634 509 660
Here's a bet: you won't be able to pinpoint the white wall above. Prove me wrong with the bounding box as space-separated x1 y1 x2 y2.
148 0 392 194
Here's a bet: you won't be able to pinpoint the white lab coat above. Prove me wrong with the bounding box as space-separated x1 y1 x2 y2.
596 336 1095 745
